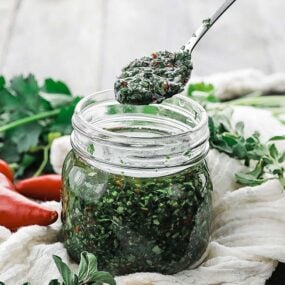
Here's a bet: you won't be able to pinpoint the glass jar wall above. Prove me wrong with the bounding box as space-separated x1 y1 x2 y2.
61 90 212 275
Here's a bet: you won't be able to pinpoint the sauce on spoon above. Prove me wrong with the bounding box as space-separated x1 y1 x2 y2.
114 49 192 105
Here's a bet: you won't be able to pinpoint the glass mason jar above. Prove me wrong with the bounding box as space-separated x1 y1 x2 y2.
61 90 212 275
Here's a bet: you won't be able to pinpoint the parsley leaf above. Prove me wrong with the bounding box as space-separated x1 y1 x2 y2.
187 82 219 104
0 76 5 90
0 74 81 178
42 78 71 95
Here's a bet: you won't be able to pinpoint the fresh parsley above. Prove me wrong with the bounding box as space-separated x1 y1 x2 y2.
0 74 81 178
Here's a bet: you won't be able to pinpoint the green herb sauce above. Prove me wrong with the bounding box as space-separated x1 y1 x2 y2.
61 151 212 275
114 51 192 105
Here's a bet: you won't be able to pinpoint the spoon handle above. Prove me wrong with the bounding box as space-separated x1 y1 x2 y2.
184 0 236 53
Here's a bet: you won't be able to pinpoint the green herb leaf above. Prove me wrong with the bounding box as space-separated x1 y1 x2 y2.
187 82 219 105
269 144 279 159
78 251 98 282
14 154 36 177
87 144 95 155
51 97 81 135
40 93 73 108
188 82 215 95
235 121 244 136
0 76 5 90
10 74 50 112
235 172 267 187
8 122 42 153
0 141 20 162
42 78 71 95
40 78 72 108
269 135 285 141
208 109 285 188
48 280 61 285
278 152 285 163
53 255 78 285
0 74 80 178
89 271 116 285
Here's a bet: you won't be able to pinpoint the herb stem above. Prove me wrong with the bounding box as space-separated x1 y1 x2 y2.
33 145 50 177
227 96 285 108
0 109 60 133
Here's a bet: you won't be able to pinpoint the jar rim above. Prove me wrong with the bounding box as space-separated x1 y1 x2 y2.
71 89 209 175
73 89 208 142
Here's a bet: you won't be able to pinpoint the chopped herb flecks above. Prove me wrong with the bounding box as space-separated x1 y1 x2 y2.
114 51 192 105
61 151 212 275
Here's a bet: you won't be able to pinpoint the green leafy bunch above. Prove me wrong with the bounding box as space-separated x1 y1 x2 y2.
209 111 285 187
0 74 81 178
0 252 116 285
187 83 285 188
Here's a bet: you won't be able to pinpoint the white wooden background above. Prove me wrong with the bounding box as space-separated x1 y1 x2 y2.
0 0 284 95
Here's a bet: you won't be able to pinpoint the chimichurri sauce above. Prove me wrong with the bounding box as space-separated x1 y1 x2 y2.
114 50 192 105
61 151 212 275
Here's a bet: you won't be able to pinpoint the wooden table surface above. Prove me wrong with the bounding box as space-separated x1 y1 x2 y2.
0 1 285 283
0 0 285 96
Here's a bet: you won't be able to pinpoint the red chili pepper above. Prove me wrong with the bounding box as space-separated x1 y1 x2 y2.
151 53 158 59
0 173 16 191
0 159 14 182
0 186 58 230
15 174 62 201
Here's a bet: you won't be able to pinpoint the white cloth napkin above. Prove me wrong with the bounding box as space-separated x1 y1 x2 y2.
1 70 285 285
192 68 285 100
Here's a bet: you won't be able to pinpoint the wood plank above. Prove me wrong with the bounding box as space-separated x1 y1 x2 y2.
1 0 285 93
185 0 274 77
257 0 285 73
1 0 105 95
100 0 283 87
99 0 192 89
0 0 18 67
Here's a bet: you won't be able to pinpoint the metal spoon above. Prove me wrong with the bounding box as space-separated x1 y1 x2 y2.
184 0 236 53
114 0 237 105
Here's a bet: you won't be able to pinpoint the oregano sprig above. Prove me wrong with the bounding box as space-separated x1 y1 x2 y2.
53 252 116 285
187 83 285 189
0 252 116 285
209 111 285 188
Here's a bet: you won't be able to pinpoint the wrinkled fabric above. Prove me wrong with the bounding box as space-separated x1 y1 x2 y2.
192 69 285 100
1 71 285 285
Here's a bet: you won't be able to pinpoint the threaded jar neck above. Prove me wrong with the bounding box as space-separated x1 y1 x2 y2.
71 90 209 177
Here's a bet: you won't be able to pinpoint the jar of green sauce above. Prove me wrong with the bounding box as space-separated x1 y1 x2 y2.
61 90 212 275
